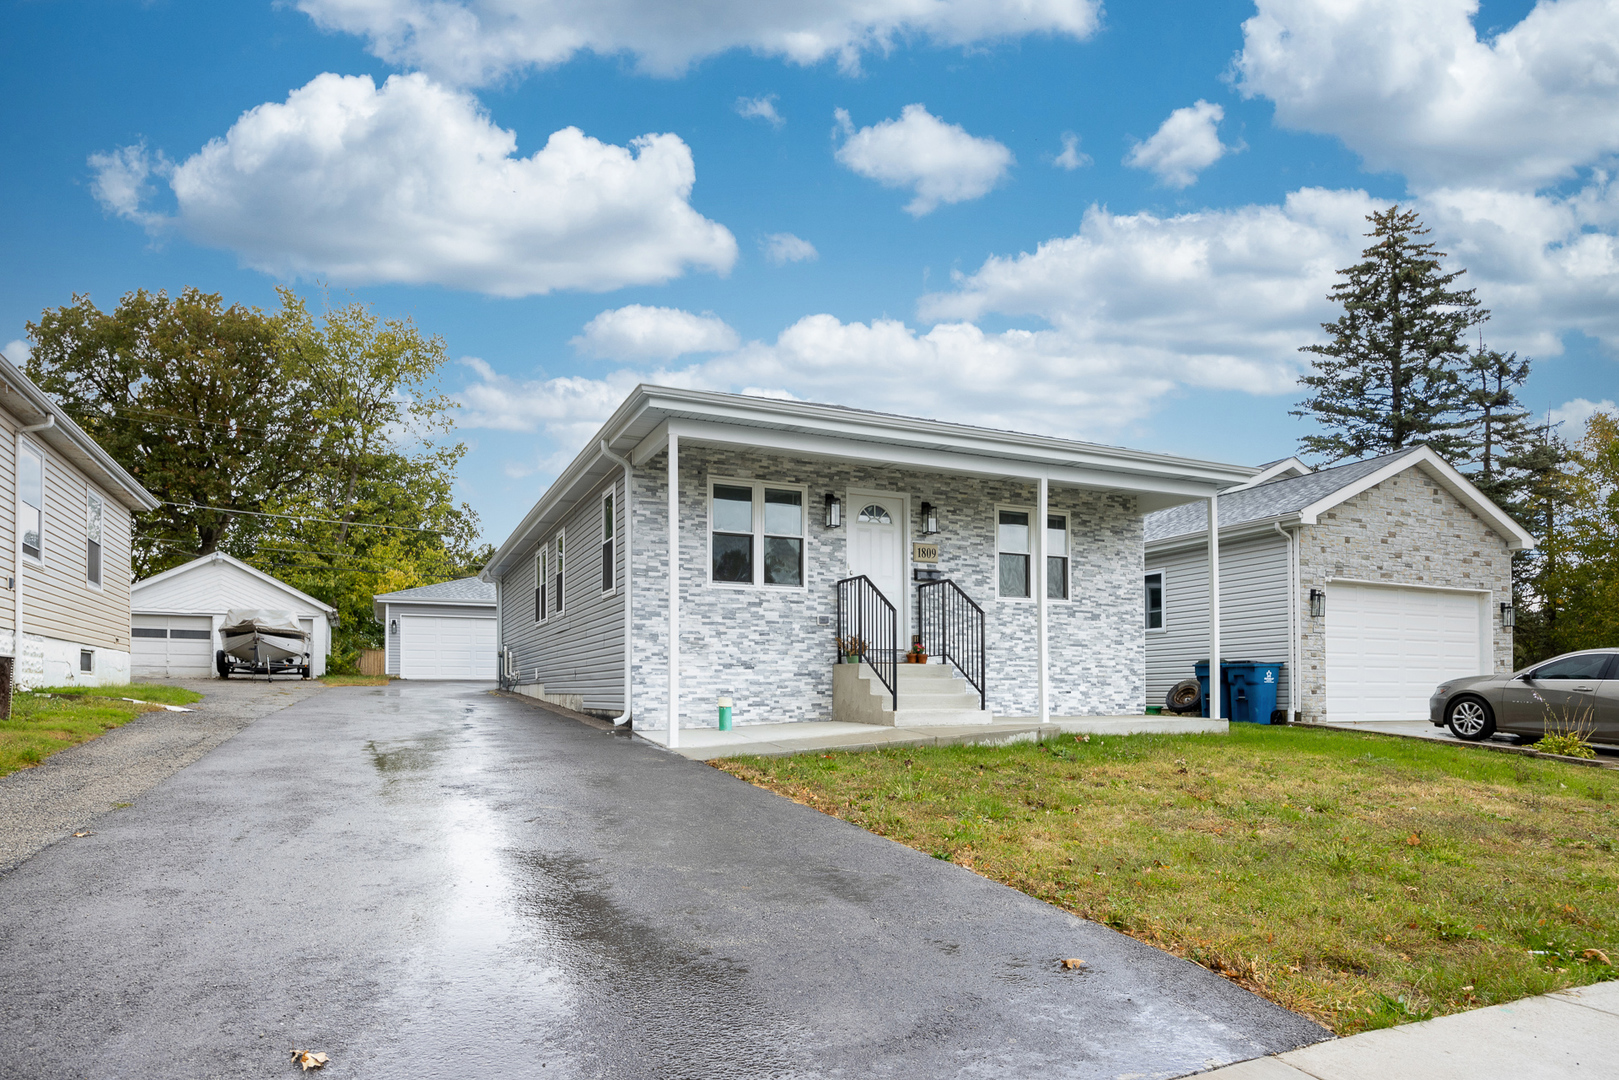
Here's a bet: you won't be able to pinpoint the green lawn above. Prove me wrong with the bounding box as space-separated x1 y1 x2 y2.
0 683 205 778
319 674 389 686
717 725 1619 1036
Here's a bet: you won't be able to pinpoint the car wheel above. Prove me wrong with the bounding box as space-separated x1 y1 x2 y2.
1166 678 1202 714
1446 697 1495 741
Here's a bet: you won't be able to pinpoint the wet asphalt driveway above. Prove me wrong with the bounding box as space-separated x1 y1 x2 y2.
0 682 1326 1079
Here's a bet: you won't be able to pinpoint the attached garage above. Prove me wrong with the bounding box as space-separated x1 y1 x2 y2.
374 578 497 681
1325 584 1487 723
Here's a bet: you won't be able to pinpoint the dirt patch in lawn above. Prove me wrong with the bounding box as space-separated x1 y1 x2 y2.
716 724 1619 1035
0 684 204 778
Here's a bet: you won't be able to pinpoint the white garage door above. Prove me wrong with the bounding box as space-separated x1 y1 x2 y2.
399 615 496 680
1325 584 1487 722
132 615 215 678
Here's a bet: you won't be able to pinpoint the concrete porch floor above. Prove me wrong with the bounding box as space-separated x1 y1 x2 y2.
635 714 1227 760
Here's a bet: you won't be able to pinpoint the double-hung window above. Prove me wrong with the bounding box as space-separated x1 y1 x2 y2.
553 531 565 616
1046 513 1068 600
1145 572 1164 630
708 480 806 587
601 492 616 594
534 549 547 622
86 491 103 588
19 443 42 561
997 509 1030 598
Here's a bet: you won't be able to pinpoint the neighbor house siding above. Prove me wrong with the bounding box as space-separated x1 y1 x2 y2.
497 474 627 712
1145 533 1291 711
627 443 1144 729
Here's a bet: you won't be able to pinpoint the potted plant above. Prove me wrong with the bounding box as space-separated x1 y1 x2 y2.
905 642 928 664
837 636 867 663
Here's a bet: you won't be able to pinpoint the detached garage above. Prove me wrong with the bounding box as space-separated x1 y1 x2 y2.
373 578 496 681
1145 446 1534 724
131 552 337 678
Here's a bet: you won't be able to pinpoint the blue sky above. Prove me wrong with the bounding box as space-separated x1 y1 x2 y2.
3 0 1615 542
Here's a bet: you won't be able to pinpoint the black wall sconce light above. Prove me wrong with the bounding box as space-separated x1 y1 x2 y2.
1500 602 1515 629
1309 588 1326 618
824 493 842 528
920 501 939 535
389 618 399 635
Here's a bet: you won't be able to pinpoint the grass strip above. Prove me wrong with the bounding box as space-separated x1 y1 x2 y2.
0 683 203 778
716 724 1619 1036
320 674 389 686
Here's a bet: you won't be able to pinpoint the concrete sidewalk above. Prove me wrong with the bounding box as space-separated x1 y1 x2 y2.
1201 981 1619 1079
634 714 1226 759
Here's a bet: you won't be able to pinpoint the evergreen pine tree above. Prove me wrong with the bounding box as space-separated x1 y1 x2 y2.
1294 206 1487 462
1462 339 1536 517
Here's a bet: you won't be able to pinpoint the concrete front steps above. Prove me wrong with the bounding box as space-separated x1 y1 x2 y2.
832 661 991 726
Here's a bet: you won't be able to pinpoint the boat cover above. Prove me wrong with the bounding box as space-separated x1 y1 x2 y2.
220 609 310 639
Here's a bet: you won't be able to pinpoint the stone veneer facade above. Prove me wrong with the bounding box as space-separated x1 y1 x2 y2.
629 444 1145 729
1295 464 1513 720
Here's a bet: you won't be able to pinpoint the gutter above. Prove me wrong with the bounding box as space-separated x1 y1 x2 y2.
599 440 633 727
1274 521 1299 722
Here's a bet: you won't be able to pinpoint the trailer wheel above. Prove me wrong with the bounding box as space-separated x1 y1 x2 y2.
301 665 311 679
216 650 231 679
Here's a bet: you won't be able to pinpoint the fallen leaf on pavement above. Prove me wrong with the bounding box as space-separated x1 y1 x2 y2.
291 1050 329 1071
72 831 92 838
1060 958 1085 970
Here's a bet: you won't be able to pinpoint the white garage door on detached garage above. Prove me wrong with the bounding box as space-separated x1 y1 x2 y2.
132 615 215 678
399 615 496 680
1326 584 1488 723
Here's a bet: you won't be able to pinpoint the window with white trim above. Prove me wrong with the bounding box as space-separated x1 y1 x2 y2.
1145 571 1164 630
553 530 565 616
534 549 547 622
600 491 616 595
1046 513 1068 600
79 649 94 673
997 508 1030 598
708 479 807 587
86 491 103 588
19 443 42 561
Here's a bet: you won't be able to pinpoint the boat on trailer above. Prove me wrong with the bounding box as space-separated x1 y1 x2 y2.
217 609 312 679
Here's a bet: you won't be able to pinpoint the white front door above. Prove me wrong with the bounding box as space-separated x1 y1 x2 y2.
847 492 908 620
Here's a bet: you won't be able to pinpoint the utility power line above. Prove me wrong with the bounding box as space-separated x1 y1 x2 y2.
159 502 447 535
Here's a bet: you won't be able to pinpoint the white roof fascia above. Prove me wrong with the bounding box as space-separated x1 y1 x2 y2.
1146 513 1301 557
1227 457 1312 490
1294 446 1535 551
132 550 339 618
371 596 496 620
0 352 159 513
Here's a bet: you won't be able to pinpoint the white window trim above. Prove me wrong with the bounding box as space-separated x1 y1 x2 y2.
554 528 566 617
600 488 617 597
995 503 1035 602
534 547 547 624
705 476 810 591
1044 510 1070 604
86 487 105 591
1145 570 1166 632
19 438 43 565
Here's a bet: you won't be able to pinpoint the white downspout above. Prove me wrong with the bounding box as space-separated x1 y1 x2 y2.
666 432 680 748
15 414 53 680
600 440 633 727
1274 521 1297 722
1036 476 1049 724
1207 494 1221 721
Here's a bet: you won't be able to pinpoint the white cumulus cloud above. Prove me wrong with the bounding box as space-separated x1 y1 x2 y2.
90 72 736 297
1124 100 1231 189
2 340 30 365
735 95 784 127
1052 132 1091 171
760 232 818 264
295 0 1102 84
834 104 1014 216
1550 397 1618 440
570 305 740 362
1235 0 1619 190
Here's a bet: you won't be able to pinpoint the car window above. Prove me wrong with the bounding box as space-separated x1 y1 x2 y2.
1531 654 1612 681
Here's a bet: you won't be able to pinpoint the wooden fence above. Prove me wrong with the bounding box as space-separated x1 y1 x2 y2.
357 649 386 677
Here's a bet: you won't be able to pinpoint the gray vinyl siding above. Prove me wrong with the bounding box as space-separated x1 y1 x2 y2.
496 475 627 711
383 601 495 675
1145 533 1291 710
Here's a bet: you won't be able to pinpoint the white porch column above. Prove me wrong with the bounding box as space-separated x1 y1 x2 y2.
667 432 680 748
1207 494 1221 721
1037 476 1049 724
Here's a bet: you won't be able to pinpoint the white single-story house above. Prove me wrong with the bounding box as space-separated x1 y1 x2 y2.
482 385 1256 744
372 577 497 680
0 350 160 687
130 551 337 677
1144 445 1534 724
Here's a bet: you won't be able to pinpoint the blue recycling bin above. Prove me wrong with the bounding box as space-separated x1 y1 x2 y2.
1193 661 1232 719
1226 662 1283 724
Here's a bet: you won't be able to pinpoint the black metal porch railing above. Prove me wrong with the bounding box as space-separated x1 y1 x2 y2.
835 575 899 711
917 579 986 709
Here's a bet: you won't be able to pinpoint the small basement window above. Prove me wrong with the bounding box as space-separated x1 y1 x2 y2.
79 649 94 673
1145 572 1164 630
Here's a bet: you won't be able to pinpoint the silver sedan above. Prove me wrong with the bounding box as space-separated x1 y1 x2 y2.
1429 648 1619 743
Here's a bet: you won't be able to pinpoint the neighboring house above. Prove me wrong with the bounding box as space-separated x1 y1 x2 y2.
1144 446 1534 724
130 551 337 677
0 351 159 687
481 385 1254 743
372 578 497 680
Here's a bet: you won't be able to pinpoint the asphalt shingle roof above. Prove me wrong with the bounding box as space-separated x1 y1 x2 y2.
373 577 496 604
1144 448 1419 543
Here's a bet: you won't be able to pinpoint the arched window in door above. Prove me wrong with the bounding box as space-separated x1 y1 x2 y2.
857 504 892 524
